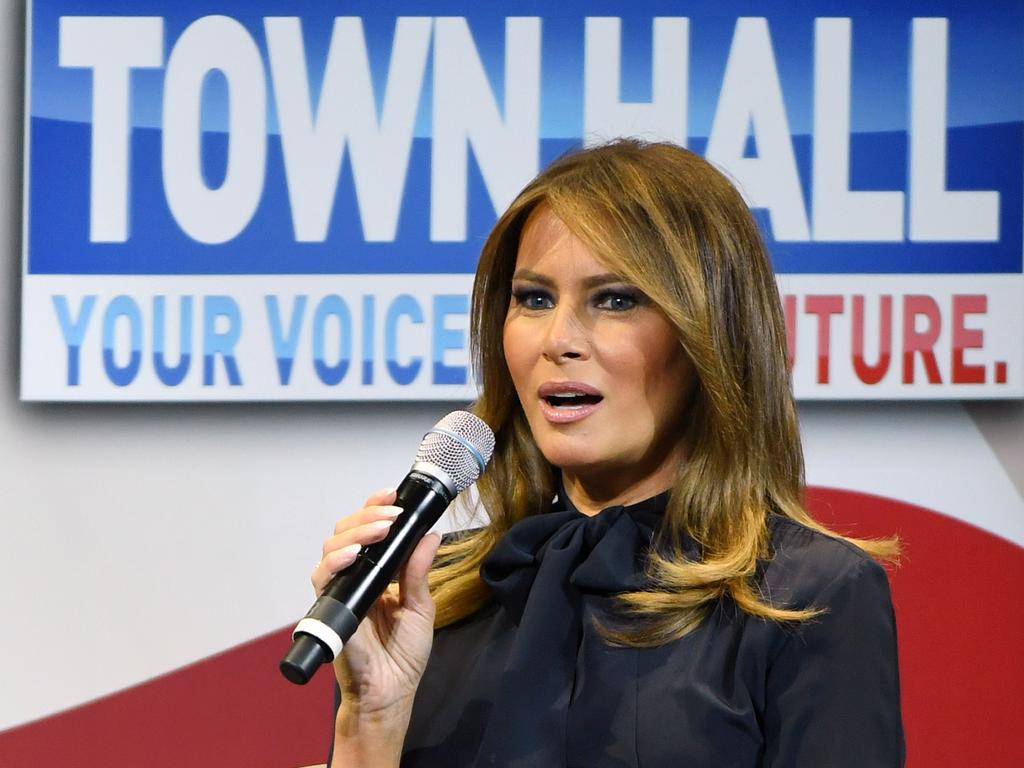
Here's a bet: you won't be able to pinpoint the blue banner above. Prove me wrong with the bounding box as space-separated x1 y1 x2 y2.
22 1 1024 400
27 1 1023 275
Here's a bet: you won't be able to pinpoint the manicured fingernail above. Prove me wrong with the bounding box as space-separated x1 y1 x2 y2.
373 519 394 530
380 507 402 518
340 544 362 558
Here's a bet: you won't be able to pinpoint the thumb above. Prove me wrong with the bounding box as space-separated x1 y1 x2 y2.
398 532 442 616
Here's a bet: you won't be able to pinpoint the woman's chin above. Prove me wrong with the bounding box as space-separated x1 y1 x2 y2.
540 447 617 477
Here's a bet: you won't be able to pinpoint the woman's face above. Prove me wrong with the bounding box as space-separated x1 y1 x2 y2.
503 206 693 506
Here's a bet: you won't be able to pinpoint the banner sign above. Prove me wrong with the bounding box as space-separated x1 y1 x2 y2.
22 1 1024 400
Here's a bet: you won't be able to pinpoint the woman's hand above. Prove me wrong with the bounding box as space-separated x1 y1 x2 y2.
313 488 441 722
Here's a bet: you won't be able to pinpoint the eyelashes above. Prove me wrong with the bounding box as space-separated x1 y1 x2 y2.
510 285 647 312
593 288 644 311
510 287 554 310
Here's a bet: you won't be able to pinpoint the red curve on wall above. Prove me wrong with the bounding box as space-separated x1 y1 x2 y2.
1 486 1021 767
0 625 335 768
807 486 1024 768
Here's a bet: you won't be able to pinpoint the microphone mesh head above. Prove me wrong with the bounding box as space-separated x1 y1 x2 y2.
415 411 496 492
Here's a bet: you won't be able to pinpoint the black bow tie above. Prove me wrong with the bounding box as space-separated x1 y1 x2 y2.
472 492 672 767
481 492 670 621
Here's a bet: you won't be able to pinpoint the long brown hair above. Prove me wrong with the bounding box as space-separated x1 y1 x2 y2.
429 139 898 645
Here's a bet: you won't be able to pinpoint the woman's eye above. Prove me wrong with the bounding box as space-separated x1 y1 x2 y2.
512 289 554 310
594 289 642 311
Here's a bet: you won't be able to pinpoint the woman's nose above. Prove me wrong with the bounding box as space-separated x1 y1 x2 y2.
541 304 589 362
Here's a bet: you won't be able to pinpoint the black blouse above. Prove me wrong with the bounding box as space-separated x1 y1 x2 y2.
329 492 904 767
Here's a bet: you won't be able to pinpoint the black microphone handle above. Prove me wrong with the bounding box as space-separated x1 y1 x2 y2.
280 470 453 685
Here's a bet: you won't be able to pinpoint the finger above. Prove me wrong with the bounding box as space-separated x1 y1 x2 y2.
332 504 402 535
315 516 398 584
311 543 362 595
397 532 442 615
324 519 397 557
363 487 397 508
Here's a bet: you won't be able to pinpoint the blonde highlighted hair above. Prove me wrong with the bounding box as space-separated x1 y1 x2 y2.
429 139 898 646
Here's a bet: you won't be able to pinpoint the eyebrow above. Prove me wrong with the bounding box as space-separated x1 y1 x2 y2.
510 269 626 290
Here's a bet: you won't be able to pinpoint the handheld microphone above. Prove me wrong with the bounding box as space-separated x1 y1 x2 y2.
280 410 495 685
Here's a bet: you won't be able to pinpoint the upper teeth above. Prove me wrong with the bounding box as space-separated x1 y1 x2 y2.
549 392 589 407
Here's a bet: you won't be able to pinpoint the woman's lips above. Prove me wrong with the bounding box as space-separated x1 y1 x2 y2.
536 381 603 424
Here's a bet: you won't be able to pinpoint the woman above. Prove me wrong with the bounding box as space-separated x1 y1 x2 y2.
313 139 904 767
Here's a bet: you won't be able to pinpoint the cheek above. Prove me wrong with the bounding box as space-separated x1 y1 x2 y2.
502 320 530 392
619 324 690 416
646 349 691 424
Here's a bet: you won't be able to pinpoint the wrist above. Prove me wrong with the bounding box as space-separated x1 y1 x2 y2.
332 697 413 767
338 693 415 729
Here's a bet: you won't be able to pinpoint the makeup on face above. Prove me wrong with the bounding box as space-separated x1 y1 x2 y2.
503 206 692 508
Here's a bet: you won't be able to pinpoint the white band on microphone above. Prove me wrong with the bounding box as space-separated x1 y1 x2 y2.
293 617 344 659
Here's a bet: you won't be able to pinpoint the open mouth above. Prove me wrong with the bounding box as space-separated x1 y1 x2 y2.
543 393 603 409
537 382 603 422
